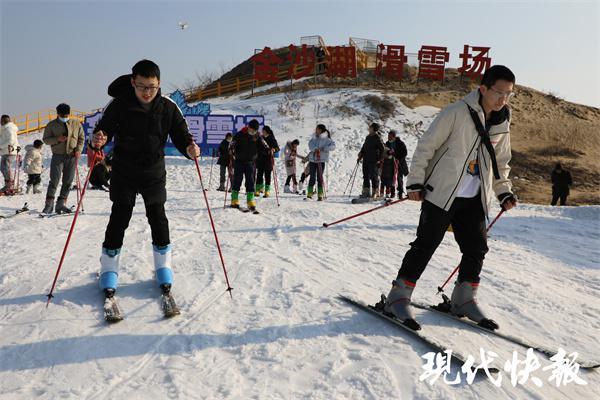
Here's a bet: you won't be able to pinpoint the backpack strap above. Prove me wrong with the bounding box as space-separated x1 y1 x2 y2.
464 102 501 179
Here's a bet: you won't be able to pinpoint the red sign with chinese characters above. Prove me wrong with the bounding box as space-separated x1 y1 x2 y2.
458 45 492 79
375 44 408 81
418 45 450 81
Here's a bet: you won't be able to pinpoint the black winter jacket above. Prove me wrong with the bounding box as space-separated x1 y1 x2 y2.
256 134 280 170
359 133 385 164
217 139 231 166
232 127 258 164
94 74 193 173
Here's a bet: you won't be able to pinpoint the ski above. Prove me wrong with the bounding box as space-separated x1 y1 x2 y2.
338 295 499 374
39 206 77 218
411 300 600 369
161 292 181 318
103 296 124 323
351 197 392 205
0 202 29 219
230 205 259 214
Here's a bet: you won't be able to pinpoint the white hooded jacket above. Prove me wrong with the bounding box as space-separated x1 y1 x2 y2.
0 122 19 156
406 89 513 217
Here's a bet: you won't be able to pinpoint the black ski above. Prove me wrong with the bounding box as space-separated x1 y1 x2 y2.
338 295 499 374
161 292 181 318
0 202 29 219
104 296 123 323
351 197 392 205
39 206 77 218
411 300 600 369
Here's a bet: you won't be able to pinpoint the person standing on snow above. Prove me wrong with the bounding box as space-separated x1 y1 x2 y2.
41 103 85 213
0 115 19 194
230 119 260 211
23 139 44 194
254 126 279 198
284 139 300 193
383 65 518 331
550 163 572 206
90 59 200 300
216 132 232 191
307 124 335 201
357 122 385 199
389 129 409 198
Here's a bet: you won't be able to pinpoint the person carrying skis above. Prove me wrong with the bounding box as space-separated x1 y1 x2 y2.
90 59 200 300
255 126 279 198
284 139 300 193
383 65 517 331
216 132 232 191
230 119 259 211
389 129 409 198
23 139 44 194
307 124 335 201
357 122 385 199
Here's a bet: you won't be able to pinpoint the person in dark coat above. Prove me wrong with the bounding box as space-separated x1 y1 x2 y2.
230 119 259 210
255 126 279 198
551 163 572 206
357 122 385 198
90 59 200 298
216 132 232 191
380 136 397 198
390 130 409 197
89 153 112 191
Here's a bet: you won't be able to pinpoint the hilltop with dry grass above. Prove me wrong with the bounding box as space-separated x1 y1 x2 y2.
247 67 599 205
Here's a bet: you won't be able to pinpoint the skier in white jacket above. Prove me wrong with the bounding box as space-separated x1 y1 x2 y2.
384 65 518 332
0 115 19 193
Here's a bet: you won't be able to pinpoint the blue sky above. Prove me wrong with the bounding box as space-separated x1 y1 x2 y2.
1 0 598 116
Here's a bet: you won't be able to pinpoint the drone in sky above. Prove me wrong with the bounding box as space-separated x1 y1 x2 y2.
178 21 189 30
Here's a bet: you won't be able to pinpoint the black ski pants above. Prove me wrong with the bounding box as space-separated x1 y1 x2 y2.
397 195 488 284
362 162 380 191
232 161 255 193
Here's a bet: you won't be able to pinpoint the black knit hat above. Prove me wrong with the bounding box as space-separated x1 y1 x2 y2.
370 122 380 131
56 103 70 115
248 119 260 130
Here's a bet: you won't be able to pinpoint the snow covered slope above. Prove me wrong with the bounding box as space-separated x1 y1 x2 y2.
1 89 599 399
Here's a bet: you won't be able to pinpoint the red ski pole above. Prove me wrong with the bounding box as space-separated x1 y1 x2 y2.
323 197 408 228
270 153 280 207
194 157 233 298
436 208 506 294
75 155 85 213
46 151 98 306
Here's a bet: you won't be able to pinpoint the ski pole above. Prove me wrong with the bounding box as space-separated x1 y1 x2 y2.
436 208 506 294
46 151 98 307
208 149 216 190
16 149 21 193
323 197 408 228
348 161 359 198
223 160 232 209
75 155 85 213
193 157 234 298
343 161 359 196
270 153 280 207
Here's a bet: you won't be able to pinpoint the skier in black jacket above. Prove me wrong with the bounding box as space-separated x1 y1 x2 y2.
255 126 280 198
90 59 200 299
230 119 259 211
216 132 232 191
357 122 385 198
390 130 409 197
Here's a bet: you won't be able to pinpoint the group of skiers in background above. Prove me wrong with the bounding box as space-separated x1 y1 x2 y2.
214 120 337 210
357 122 409 200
